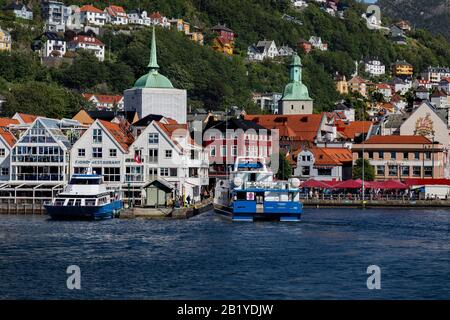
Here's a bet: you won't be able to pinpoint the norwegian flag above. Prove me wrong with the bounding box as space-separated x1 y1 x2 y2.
134 151 142 164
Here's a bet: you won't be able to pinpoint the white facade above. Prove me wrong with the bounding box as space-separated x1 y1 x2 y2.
70 120 127 185
42 38 66 57
105 7 128 25
421 67 450 84
124 88 187 124
68 36 105 61
128 10 151 26
0 133 14 181
365 59 386 76
129 121 209 201
80 9 106 26
41 1 72 32
10 118 72 184
293 150 343 181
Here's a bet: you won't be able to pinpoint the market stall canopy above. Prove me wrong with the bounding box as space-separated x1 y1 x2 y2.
300 179 332 189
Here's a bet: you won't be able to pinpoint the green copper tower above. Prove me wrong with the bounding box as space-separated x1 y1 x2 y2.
134 26 173 89
280 53 313 114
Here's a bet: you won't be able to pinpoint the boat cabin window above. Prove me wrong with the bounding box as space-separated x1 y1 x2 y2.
250 173 257 182
85 199 96 206
236 192 247 200
69 178 102 185
55 199 65 206
67 199 75 206
74 199 82 206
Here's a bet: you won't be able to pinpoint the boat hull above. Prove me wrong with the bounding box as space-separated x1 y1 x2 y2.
44 200 123 220
214 203 302 222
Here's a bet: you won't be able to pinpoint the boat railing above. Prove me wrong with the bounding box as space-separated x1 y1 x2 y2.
242 181 293 190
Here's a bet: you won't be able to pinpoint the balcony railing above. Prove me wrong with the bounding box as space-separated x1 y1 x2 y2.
12 174 64 181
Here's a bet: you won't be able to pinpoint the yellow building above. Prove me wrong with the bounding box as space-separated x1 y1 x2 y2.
335 74 348 95
392 60 413 77
0 27 12 52
212 37 234 55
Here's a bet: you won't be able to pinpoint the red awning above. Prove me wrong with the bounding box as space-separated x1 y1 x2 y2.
301 179 332 189
379 180 408 189
404 178 450 187
333 179 363 189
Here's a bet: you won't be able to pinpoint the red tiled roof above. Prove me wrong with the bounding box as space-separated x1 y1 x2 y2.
348 76 367 84
83 94 123 105
80 5 103 14
70 35 104 46
99 120 134 151
17 113 38 124
376 83 391 89
363 135 432 144
105 5 126 15
0 127 16 147
149 11 163 19
336 120 372 139
0 117 19 127
244 114 324 142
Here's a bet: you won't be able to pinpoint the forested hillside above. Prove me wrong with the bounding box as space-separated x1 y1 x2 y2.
377 0 450 41
0 0 450 118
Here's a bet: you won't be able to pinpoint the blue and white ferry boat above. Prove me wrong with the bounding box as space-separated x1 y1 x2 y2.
44 172 123 220
214 157 302 222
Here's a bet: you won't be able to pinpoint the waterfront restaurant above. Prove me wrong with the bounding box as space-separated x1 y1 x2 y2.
352 135 446 181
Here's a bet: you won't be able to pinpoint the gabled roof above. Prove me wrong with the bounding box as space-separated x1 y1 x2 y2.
80 5 103 14
348 76 367 84
149 11 163 19
244 114 325 142
3 2 31 11
0 126 16 147
155 122 198 150
363 135 432 144
98 120 134 152
83 93 123 105
336 120 372 140
211 24 234 33
14 113 38 124
72 109 94 125
87 110 116 122
105 5 127 16
293 147 352 166
0 117 19 127
70 35 104 46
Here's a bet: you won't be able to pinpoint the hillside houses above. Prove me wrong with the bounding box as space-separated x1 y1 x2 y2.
0 26 11 52
67 35 105 61
105 5 128 25
32 32 66 58
2 1 33 20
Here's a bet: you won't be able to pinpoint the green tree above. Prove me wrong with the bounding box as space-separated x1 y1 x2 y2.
1 82 86 118
276 152 292 180
352 158 375 181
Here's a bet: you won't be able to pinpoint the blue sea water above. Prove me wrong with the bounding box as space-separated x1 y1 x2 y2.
0 209 449 299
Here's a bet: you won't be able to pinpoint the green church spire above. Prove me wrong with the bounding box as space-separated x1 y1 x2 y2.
289 53 302 82
133 26 174 89
281 53 312 101
148 26 159 70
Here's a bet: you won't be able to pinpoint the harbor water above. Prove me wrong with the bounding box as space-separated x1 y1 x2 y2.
0 208 449 299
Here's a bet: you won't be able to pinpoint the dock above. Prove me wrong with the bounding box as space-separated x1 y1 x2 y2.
119 199 213 219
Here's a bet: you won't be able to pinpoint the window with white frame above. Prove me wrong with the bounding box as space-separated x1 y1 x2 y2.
103 167 120 182
148 133 159 144
165 150 172 158
93 129 102 143
92 147 102 158
109 149 117 157
1 167 9 175
0 148 5 157
148 149 158 163
78 148 85 157
210 145 216 157
160 168 169 176
221 145 226 157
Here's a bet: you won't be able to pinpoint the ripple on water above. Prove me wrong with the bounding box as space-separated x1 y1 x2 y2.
0 208 449 299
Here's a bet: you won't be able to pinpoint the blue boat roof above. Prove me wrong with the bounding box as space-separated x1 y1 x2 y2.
71 174 102 178
238 163 263 169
